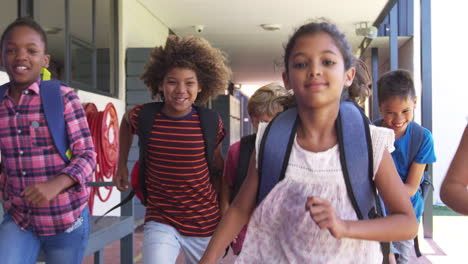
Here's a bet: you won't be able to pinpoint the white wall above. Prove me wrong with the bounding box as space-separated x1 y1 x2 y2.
0 71 8 85
398 39 413 71
75 91 125 216
431 1 468 204
117 0 169 103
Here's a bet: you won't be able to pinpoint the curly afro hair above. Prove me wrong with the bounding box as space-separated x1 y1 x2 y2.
140 35 232 105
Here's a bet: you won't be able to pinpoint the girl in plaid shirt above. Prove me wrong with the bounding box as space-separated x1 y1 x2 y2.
0 17 96 264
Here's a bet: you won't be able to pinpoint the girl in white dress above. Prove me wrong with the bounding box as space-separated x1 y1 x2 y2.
200 20 418 264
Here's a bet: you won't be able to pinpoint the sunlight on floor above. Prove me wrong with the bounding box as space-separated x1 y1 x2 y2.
420 216 468 264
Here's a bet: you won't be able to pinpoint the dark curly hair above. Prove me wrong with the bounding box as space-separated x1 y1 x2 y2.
283 19 371 106
140 35 232 104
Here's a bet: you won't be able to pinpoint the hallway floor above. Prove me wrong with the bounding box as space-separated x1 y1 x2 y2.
83 213 468 264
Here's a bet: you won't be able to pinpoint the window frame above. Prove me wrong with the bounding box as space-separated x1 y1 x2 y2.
21 0 119 98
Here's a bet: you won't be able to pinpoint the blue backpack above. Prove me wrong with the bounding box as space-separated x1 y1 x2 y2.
374 119 433 201
0 80 71 163
374 119 433 258
257 101 390 260
257 101 381 219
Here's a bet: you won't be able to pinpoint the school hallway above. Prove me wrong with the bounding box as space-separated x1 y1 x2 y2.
81 223 237 264
413 213 468 263
82 208 468 264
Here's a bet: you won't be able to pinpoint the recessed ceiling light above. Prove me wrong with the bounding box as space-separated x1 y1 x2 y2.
260 24 281 31
43 26 62 34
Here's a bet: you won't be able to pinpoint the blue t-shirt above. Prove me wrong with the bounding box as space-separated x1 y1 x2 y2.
392 121 436 221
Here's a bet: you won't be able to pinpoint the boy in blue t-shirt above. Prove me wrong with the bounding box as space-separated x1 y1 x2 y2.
377 69 436 264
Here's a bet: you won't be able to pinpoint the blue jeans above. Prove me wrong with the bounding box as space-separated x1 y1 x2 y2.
0 206 90 264
392 239 414 264
143 221 212 264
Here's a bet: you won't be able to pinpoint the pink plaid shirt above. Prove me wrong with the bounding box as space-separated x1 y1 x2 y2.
0 80 96 236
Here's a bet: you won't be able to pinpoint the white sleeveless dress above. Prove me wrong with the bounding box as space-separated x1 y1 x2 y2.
235 124 395 264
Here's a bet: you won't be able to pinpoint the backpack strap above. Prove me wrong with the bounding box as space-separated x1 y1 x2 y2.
231 134 256 202
375 120 430 184
257 107 298 205
373 118 384 127
337 101 377 220
195 105 221 180
408 122 431 258
0 81 71 163
258 102 378 220
99 102 162 220
40 80 71 163
408 122 425 164
374 120 424 165
0 83 8 102
408 122 432 192
136 103 220 202
0 83 8 171
98 103 221 220
137 102 164 204
96 102 154 221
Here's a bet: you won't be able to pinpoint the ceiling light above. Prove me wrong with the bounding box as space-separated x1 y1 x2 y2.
260 24 281 31
43 26 62 35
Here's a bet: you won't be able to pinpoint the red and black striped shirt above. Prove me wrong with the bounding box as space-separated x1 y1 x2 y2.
129 105 224 237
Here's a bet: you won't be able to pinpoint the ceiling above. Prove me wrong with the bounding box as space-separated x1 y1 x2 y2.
139 0 389 95
0 0 391 95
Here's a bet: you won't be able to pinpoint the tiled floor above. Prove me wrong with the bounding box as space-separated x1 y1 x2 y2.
82 215 468 263
82 224 144 264
82 223 236 264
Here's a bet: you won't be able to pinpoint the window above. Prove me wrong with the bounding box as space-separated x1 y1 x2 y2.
35 0 118 97
35 0 66 81
0 1 18 40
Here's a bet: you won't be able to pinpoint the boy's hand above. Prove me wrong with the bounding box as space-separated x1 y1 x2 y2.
22 181 61 206
305 196 348 239
114 166 129 192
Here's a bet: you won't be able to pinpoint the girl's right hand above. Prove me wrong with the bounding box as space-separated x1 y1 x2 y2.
305 196 349 239
114 166 129 192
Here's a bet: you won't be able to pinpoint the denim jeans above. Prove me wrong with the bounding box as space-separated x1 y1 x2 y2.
143 221 212 264
0 206 90 264
392 239 414 264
